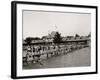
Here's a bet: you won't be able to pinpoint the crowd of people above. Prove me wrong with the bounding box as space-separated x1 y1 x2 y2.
23 43 89 65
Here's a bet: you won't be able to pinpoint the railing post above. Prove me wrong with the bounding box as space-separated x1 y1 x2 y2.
47 53 49 58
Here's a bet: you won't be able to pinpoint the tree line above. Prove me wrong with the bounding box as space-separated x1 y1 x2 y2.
24 32 90 45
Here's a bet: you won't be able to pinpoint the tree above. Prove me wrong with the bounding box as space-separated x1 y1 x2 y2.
53 32 62 44
24 37 33 45
32 37 40 40
74 34 80 39
75 34 80 37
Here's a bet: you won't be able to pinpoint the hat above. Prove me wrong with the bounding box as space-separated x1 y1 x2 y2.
27 50 31 52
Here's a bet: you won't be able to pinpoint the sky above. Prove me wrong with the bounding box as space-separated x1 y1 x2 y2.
23 10 91 39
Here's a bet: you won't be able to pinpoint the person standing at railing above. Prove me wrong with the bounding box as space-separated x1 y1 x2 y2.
26 50 33 64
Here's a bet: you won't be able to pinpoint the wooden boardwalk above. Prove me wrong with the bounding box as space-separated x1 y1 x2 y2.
23 47 90 69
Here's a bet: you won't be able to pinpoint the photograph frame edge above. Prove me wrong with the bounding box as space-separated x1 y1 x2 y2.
11 1 98 79
11 1 17 79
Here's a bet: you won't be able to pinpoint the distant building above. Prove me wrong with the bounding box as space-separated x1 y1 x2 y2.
42 31 57 42
23 31 91 46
